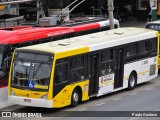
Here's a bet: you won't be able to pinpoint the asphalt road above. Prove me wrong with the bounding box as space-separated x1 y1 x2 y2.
1 75 160 120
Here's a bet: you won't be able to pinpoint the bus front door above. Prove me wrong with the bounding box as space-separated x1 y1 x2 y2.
88 54 99 96
114 48 124 89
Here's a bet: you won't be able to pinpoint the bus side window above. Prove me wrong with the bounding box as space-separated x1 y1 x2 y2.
150 38 157 51
100 26 110 31
149 38 158 57
19 42 29 47
65 33 75 38
38 38 51 44
53 36 64 41
125 43 137 63
100 48 114 75
29 40 39 45
137 40 150 59
125 43 137 57
69 55 85 82
54 62 67 85
138 40 150 53
89 29 100 34
101 48 113 61
78 31 89 36
2 46 12 75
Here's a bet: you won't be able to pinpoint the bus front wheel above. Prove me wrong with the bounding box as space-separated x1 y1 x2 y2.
128 72 137 90
71 88 80 107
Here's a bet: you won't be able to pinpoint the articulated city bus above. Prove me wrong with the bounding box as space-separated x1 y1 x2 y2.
8 27 158 108
0 18 119 88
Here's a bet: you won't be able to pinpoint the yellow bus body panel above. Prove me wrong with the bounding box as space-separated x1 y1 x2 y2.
157 32 160 69
51 47 90 108
52 80 89 108
47 46 89 100
8 50 16 96
10 88 47 98
47 60 55 100
55 47 89 59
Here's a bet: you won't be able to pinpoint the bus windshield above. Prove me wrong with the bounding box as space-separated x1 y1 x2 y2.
11 52 53 91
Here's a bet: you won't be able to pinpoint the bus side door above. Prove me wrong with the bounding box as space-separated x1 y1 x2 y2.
114 47 124 89
88 53 99 96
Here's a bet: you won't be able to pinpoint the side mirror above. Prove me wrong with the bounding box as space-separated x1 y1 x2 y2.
3 57 11 72
4 57 11 63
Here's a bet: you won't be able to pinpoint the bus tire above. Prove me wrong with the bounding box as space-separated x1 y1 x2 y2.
128 72 137 90
71 88 80 107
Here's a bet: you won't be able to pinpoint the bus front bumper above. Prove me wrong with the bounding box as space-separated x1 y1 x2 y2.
9 96 52 108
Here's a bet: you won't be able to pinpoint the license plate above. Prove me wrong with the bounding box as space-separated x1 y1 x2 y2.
24 99 31 103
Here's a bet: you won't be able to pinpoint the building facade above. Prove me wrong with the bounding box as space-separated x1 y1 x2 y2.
0 0 158 28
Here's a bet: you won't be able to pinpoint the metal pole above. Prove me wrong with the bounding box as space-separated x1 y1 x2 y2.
36 1 40 24
107 0 114 29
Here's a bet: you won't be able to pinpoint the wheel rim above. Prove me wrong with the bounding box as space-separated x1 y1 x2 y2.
73 92 79 103
130 76 135 87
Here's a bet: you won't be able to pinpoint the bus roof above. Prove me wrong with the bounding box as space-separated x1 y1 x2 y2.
146 20 160 24
0 18 119 45
0 27 72 44
145 20 160 31
17 27 157 54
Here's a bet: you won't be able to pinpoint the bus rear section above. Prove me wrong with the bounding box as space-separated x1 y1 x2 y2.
145 21 160 70
8 27 159 108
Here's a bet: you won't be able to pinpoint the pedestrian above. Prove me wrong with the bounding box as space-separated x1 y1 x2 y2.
146 5 152 22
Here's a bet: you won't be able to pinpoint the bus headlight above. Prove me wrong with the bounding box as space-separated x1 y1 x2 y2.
10 90 17 96
40 93 48 99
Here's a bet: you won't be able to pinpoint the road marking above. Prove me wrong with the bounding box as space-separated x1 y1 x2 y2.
153 108 160 111
144 87 154 91
54 117 63 120
95 102 105 106
112 98 122 101
78 108 88 111
130 92 138 95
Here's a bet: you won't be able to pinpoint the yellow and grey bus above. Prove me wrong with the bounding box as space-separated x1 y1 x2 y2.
8 27 159 108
